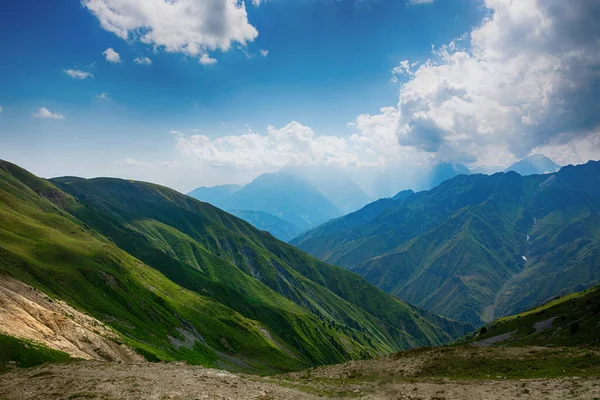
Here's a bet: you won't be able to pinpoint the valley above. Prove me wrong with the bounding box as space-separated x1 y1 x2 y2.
0 160 468 374
2 1 599 397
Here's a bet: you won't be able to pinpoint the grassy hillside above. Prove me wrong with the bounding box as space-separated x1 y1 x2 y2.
463 284 600 347
0 334 71 371
0 160 469 373
293 161 600 326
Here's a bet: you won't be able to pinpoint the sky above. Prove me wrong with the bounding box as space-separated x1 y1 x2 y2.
0 0 599 193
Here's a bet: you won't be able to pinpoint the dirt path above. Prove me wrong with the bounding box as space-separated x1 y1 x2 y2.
0 361 317 400
1 354 600 400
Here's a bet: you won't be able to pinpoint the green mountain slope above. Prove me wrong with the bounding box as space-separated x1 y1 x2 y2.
0 160 469 373
464 285 600 347
228 209 303 242
293 161 600 326
0 333 71 371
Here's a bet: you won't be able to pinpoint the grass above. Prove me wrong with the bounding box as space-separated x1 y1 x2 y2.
414 347 600 380
461 283 600 348
0 333 71 372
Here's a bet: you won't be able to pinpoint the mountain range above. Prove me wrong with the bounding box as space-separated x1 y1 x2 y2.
292 160 600 326
0 160 470 373
187 155 561 240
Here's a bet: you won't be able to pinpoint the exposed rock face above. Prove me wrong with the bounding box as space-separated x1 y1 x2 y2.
0 275 142 362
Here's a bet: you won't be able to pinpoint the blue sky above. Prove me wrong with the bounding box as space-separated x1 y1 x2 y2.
0 0 599 192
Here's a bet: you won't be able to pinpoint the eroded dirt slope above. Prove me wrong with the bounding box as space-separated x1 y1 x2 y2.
0 276 142 362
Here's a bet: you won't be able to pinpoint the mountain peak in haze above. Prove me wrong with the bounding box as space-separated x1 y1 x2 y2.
187 184 243 209
280 166 373 214
224 172 342 231
427 162 471 190
505 154 560 176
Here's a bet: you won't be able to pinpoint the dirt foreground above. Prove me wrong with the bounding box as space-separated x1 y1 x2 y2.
1 353 600 400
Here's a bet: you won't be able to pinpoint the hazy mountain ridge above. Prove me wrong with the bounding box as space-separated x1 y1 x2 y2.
187 172 346 238
228 209 303 242
187 156 560 239
293 161 600 326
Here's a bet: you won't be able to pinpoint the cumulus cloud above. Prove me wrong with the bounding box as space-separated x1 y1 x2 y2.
173 0 600 177
32 107 65 120
64 69 93 79
103 48 121 63
174 117 428 172
376 0 600 166
176 122 356 169
83 0 258 62
199 54 217 65
408 0 434 4
96 92 110 100
134 56 152 65
260 49 269 57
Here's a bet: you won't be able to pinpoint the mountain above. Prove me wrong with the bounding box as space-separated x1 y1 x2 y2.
506 154 560 176
293 161 600 326
228 209 303 242
223 172 342 231
187 184 243 209
281 167 373 214
392 190 415 201
0 160 470 373
426 162 471 189
465 284 600 347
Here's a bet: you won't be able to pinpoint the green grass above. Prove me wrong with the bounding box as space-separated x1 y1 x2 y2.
460 284 600 348
414 347 600 380
0 333 71 371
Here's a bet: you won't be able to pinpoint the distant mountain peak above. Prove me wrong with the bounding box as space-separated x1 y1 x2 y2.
426 162 471 190
505 154 560 176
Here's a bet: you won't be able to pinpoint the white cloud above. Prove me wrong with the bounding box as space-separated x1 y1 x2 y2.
96 92 110 100
174 117 427 172
134 56 152 65
199 54 217 66
408 0 434 4
176 122 351 169
533 130 600 167
32 107 65 120
260 49 269 57
123 157 152 167
174 0 600 174
64 69 93 79
103 48 121 63
83 0 258 62
367 0 600 166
